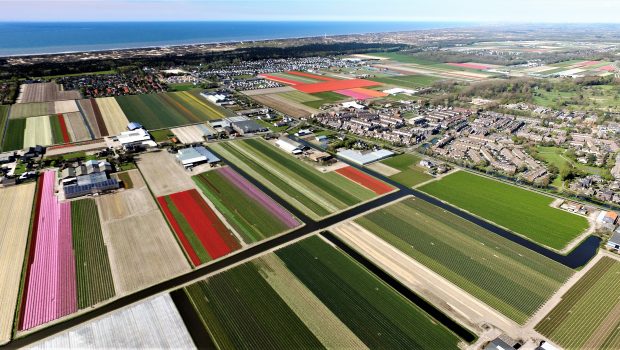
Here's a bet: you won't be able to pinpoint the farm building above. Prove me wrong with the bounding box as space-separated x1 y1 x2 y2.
275 137 303 154
116 128 156 149
342 101 366 110
604 211 619 225
63 172 120 199
607 231 620 250
337 148 395 165
60 160 112 183
0 152 16 165
127 122 143 131
231 120 269 135
176 146 220 168
384 87 418 95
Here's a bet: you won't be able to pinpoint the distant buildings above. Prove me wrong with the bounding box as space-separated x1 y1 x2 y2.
337 148 394 165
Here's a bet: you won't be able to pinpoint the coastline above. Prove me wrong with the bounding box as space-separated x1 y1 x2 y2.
0 21 467 58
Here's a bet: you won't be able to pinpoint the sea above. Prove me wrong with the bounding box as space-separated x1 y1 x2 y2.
0 21 470 57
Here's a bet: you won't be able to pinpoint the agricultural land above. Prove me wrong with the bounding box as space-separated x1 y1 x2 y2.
419 171 590 250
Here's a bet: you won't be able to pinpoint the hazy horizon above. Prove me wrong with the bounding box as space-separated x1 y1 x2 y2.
3 0 620 23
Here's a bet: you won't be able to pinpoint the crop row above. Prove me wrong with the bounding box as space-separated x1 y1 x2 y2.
158 189 240 266
536 257 620 349
71 199 115 309
210 139 375 219
184 236 462 349
356 198 572 324
193 167 300 243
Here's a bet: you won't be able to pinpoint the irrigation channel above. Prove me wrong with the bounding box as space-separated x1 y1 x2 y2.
3 142 600 348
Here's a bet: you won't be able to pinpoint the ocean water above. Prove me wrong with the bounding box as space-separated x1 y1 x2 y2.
0 21 468 57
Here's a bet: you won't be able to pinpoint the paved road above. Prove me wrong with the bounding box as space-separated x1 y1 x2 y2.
3 141 600 348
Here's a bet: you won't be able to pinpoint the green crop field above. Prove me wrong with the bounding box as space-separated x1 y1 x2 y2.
71 199 115 309
192 168 298 243
270 72 319 84
370 75 440 88
49 115 64 144
9 102 51 119
419 171 589 250
536 257 620 349
380 153 433 187
185 236 463 349
2 118 26 151
209 139 376 220
370 52 438 65
116 171 134 189
0 105 9 150
303 91 346 109
356 198 573 324
116 90 232 129
278 91 321 103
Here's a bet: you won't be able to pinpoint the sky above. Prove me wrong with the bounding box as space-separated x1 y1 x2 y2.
2 0 620 23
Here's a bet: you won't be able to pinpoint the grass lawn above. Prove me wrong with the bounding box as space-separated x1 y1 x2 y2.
371 75 440 88
150 129 174 142
537 146 606 188
168 83 197 92
209 139 377 220
419 171 590 250
357 198 573 324
536 257 620 349
380 153 433 187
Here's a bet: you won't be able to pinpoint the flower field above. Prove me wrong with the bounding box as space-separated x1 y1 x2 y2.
334 87 388 100
355 197 573 324
419 171 590 250
116 90 233 129
70 199 115 309
209 139 377 220
184 236 463 349
158 189 241 266
335 166 394 195
94 97 129 136
536 257 620 349
193 167 301 244
20 171 77 330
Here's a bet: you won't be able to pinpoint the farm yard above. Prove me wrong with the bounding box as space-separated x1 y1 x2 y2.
158 189 242 266
28 294 195 349
209 139 378 220
355 197 573 324
17 82 81 103
94 97 129 136
193 167 301 244
374 153 433 187
0 183 36 345
70 199 115 309
136 151 195 197
419 171 590 250
20 171 77 331
184 236 464 349
96 171 190 294
116 91 232 129
536 257 620 349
